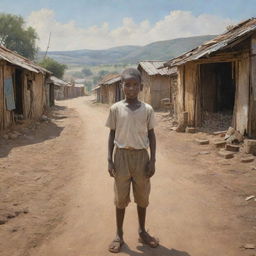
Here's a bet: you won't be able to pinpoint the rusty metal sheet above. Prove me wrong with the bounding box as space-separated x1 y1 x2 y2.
0 45 51 74
138 61 177 76
165 18 256 67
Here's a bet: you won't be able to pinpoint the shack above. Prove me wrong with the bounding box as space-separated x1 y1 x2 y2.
48 76 69 101
0 45 51 130
164 18 256 138
95 74 122 104
74 84 85 97
138 61 177 109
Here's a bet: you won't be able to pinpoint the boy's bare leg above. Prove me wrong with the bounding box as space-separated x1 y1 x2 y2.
137 206 159 247
109 207 125 253
116 207 125 240
137 205 146 233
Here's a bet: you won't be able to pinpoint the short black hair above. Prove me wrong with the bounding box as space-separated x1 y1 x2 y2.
121 68 141 83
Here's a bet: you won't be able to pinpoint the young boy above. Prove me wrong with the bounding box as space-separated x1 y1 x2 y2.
106 68 158 253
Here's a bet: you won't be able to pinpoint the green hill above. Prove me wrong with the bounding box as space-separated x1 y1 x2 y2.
41 35 215 66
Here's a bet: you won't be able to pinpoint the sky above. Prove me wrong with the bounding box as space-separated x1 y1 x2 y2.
0 0 255 51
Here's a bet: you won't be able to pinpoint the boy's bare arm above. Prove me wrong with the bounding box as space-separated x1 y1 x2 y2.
147 129 156 178
108 129 116 177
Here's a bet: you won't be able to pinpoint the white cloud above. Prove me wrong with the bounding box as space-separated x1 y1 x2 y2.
27 9 236 51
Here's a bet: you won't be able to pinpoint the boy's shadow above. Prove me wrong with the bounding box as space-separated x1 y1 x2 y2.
122 243 191 256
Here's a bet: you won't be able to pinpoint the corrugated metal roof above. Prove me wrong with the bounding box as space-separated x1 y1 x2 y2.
48 76 69 86
164 18 256 67
99 73 120 84
91 85 101 91
0 45 51 74
138 61 177 76
104 76 121 85
98 73 121 86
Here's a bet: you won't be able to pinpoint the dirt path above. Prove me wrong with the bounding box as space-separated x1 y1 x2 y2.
1 96 255 256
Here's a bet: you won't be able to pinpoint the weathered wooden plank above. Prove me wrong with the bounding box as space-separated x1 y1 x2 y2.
235 53 250 135
184 62 198 126
176 65 185 117
0 64 4 130
249 33 256 138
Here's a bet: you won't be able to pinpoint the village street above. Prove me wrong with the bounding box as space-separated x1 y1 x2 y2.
0 96 256 256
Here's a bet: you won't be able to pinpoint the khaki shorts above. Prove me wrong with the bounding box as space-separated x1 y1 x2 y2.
113 147 150 209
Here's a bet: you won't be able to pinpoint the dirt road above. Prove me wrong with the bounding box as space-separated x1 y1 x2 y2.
1 96 255 256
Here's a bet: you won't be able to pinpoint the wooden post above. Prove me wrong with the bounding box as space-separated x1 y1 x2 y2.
249 33 256 138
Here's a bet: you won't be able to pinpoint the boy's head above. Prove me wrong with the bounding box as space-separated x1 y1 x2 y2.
121 68 142 99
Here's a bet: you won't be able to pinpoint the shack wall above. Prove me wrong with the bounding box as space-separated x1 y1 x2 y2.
184 62 198 126
249 33 256 138
235 53 250 135
3 64 14 128
150 75 170 109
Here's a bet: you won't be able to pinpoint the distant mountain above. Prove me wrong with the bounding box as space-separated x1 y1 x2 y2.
40 35 216 66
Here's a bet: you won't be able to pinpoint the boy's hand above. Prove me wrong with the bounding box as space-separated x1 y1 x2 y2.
108 160 116 177
145 159 156 178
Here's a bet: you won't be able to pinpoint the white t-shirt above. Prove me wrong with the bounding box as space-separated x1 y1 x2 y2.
106 100 155 149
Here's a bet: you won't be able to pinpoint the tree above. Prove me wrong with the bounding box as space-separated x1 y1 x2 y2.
0 13 38 59
98 70 109 77
81 67 93 76
84 81 92 91
39 57 67 79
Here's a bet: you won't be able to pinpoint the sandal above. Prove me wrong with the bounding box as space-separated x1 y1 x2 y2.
108 237 124 253
139 231 159 248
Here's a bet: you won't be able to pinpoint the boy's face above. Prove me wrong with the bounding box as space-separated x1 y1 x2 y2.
122 77 141 99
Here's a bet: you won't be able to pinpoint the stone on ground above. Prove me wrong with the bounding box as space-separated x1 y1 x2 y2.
218 149 234 159
195 139 209 145
225 144 240 152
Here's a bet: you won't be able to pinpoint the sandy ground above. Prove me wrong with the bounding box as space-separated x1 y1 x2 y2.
0 96 255 256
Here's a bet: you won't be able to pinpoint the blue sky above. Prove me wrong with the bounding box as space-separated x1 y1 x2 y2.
0 0 255 50
0 0 255 28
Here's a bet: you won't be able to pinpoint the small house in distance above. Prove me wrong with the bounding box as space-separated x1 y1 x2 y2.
138 61 177 110
0 45 51 131
48 76 69 101
94 74 122 104
73 84 85 98
164 18 256 138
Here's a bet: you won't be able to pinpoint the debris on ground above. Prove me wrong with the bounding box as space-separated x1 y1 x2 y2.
199 151 210 155
195 139 210 145
241 156 255 163
213 130 227 136
242 243 255 249
186 127 197 133
244 139 256 155
213 140 227 148
245 195 255 201
225 127 244 144
225 144 240 152
200 111 232 133
218 149 234 159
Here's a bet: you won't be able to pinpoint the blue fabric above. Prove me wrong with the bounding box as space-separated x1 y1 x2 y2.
4 78 16 111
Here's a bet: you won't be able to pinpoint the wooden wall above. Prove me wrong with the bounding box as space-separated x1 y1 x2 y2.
140 69 171 109
0 62 47 131
235 53 250 135
249 33 256 138
184 62 198 126
176 65 185 119
140 69 151 104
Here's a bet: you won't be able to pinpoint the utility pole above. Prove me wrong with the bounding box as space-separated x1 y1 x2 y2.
44 32 51 60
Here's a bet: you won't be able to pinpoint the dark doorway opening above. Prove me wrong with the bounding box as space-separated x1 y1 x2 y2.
200 62 236 131
14 69 24 115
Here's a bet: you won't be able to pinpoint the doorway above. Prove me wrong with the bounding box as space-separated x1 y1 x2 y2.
14 69 24 115
200 62 236 131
